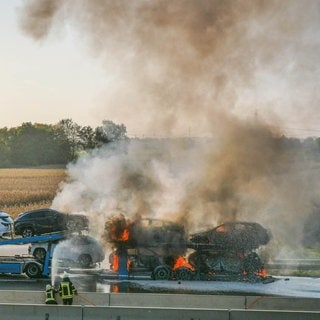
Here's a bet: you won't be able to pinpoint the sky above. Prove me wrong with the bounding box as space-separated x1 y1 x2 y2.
0 1 106 130
1 0 320 138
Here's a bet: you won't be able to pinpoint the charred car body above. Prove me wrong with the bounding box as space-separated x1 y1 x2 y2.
106 216 271 282
187 222 270 280
107 217 187 272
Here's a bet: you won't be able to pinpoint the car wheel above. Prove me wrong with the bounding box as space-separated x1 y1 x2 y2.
25 262 41 278
22 227 34 238
174 267 193 280
152 265 171 280
33 248 46 261
78 254 92 268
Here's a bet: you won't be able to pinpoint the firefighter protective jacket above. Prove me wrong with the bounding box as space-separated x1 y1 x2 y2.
45 287 57 304
59 280 77 299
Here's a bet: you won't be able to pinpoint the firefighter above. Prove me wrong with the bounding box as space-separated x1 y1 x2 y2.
45 284 58 304
58 272 77 305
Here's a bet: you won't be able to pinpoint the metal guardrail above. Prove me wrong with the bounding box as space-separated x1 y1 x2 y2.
266 259 320 272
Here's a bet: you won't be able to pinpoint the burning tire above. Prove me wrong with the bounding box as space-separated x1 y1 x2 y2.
152 265 171 280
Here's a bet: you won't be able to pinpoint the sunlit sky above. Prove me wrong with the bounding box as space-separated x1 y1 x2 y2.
1 1 320 138
0 1 106 129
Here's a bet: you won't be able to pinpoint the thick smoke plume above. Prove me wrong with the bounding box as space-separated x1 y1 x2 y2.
19 0 320 258
18 0 320 135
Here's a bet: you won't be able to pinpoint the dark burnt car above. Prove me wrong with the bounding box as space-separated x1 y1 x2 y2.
130 218 187 248
189 221 271 252
106 216 188 272
14 208 89 238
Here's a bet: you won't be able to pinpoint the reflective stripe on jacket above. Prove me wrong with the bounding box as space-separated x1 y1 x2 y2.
45 289 56 303
59 281 73 299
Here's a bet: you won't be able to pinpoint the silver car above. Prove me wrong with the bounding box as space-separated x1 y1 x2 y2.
0 211 13 237
30 235 105 268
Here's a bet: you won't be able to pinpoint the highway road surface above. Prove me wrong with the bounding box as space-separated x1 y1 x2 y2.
0 273 319 298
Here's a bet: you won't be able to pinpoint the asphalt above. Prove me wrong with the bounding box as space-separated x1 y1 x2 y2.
0 273 319 299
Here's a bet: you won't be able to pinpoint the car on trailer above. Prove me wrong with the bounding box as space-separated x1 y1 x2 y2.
14 208 89 238
0 211 13 237
0 232 67 278
30 234 105 268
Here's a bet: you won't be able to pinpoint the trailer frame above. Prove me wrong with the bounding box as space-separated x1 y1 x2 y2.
0 232 67 277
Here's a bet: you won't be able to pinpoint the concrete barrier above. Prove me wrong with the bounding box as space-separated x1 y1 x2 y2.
0 290 319 311
230 309 320 320
0 304 83 320
0 290 43 304
83 306 229 320
246 296 320 311
1 302 320 319
0 289 110 306
74 292 110 306
109 292 246 309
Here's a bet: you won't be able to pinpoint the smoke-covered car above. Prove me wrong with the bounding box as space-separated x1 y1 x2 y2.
0 211 13 237
189 221 271 252
14 208 89 238
53 235 105 268
104 215 187 248
106 216 188 272
30 235 105 268
130 218 187 248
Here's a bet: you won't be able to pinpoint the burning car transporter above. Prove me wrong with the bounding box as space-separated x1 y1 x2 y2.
104 215 272 282
0 214 272 283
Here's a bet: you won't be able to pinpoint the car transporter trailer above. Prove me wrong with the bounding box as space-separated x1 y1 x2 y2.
0 232 66 278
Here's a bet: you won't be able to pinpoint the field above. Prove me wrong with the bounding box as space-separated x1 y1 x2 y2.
0 168 67 219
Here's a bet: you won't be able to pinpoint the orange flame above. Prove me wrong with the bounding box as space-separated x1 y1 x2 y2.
111 253 119 271
173 256 194 271
120 229 130 241
243 268 267 278
216 225 226 233
111 228 130 242
112 283 119 293
255 268 267 278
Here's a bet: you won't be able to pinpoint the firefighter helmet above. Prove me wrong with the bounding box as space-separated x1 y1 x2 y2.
46 284 52 290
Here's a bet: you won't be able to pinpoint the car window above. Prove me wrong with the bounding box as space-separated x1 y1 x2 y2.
29 211 45 218
44 210 55 218
71 236 90 246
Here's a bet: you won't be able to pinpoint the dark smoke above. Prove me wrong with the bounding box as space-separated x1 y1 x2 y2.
19 0 320 258
178 120 286 224
19 0 62 40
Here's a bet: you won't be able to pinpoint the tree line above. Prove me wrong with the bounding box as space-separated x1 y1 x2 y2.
1 118 320 168
0 119 127 167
